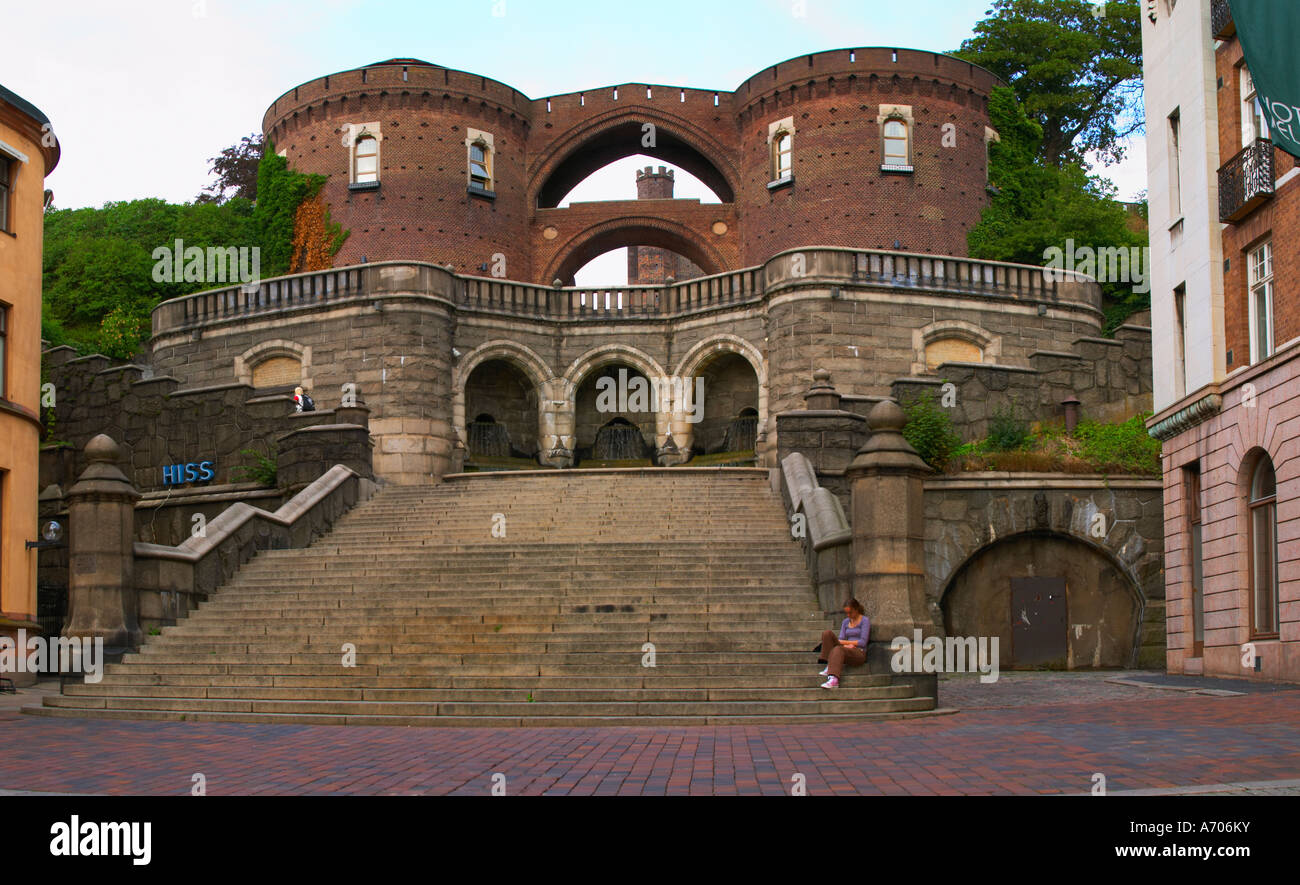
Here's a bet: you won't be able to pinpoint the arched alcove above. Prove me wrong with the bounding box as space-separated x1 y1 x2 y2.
941 531 1144 669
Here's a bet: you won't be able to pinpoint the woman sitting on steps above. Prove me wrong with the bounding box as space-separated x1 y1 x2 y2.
817 598 870 689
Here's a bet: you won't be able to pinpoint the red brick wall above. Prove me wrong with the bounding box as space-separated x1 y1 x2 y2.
1216 39 1300 368
263 51 1001 284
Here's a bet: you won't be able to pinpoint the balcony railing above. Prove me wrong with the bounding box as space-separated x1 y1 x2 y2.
1211 0 1235 39
152 248 1100 337
1219 138 1275 223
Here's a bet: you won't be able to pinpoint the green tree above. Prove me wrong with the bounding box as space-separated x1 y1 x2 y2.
196 133 264 204
955 0 1144 167
971 86 1147 332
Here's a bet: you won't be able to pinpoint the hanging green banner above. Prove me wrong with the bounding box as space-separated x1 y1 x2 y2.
1230 0 1300 158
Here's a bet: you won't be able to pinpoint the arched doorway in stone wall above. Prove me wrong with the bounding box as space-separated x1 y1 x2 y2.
941 531 1143 669
463 359 540 463
690 352 759 459
572 362 656 465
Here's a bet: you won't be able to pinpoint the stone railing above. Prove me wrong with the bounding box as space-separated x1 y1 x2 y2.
133 464 376 631
152 248 1099 336
780 452 852 611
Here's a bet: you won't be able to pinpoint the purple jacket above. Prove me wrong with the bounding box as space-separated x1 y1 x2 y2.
839 616 870 650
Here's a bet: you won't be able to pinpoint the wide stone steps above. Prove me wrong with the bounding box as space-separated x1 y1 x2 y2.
32 470 940 726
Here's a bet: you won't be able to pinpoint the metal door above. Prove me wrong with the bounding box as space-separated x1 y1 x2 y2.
1010 577 1067 667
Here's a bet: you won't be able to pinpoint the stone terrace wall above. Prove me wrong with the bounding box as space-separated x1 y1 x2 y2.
41 346 372 494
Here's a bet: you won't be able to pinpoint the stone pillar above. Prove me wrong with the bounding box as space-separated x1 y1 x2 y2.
845 401 941 672
64 434 142 656
538 379 575 469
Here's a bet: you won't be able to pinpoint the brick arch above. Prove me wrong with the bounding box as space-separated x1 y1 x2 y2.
528 108 739 209
544 216 730 286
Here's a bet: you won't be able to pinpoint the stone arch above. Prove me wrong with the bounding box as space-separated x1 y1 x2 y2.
673 334 769 452
529 109 739 209
452 340 553 449
234 340 312 390
544 216 730 286
939 530 1146 669
911 320 1000 375
563 345 669 460
562 344 667 390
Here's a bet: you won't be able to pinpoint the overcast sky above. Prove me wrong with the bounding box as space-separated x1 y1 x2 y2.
4 0 1145 283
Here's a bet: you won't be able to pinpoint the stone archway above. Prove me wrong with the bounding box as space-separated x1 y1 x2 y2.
452 341 554 465
940 531 1145 669
674 335 768 460
562 345 672 465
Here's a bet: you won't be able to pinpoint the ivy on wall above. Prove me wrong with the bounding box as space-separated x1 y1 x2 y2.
42 143 350 359
255 145 347 277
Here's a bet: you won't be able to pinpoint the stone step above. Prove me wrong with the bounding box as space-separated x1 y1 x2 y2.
62 683 911 702
105 661 832 677
34 472 936 728
26 704 951 728
158 620 829 637
42 694 932 718
82 673 892 690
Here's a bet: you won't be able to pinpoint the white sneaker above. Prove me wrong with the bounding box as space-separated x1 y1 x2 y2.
819 667 830 677
820 676 839 689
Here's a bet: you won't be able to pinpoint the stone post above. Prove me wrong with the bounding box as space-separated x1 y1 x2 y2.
64 434 142 657
538 379 575 469
845 401 941 688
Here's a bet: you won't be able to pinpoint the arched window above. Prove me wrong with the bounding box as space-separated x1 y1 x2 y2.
1249 455 1280 636
882 118 911 169
353 135 379 184
470 139 492 191
772 130 793 181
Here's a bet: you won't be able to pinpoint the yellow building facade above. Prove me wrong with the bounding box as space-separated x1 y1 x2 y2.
0 83 59 671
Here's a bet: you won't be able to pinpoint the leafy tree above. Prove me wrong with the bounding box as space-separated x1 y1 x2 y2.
196 133 264 203
971 87 1147 331
955 0 1144 167
42 141 345 356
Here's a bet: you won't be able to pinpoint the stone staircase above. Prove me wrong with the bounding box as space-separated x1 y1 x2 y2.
31 469 938 726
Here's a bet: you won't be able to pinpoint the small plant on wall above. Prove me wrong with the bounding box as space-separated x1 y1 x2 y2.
900 393 962 471
231 447 277 487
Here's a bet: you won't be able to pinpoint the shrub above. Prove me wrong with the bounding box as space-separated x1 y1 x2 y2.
231 447 277 487
986 403 1033 452
900 394 962 470
1073 413 1161 475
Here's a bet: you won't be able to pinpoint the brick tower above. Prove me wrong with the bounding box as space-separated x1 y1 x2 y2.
627 167 704 285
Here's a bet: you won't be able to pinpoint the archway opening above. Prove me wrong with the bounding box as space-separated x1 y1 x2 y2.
691 353 759 457
464 359 539 462
573 243 707 287
941 531 1142 669
555 223 723 287
538 129 733 208
573 363 655 465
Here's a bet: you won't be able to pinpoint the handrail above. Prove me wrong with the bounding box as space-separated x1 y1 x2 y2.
152 248 1100 336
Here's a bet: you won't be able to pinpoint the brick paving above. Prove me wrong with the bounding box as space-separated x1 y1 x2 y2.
0 673 1297 796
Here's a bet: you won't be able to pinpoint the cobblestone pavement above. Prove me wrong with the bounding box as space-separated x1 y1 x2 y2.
0 673 1296 796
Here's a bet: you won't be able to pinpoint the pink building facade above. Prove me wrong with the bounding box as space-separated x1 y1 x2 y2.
1145 0 1299 683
